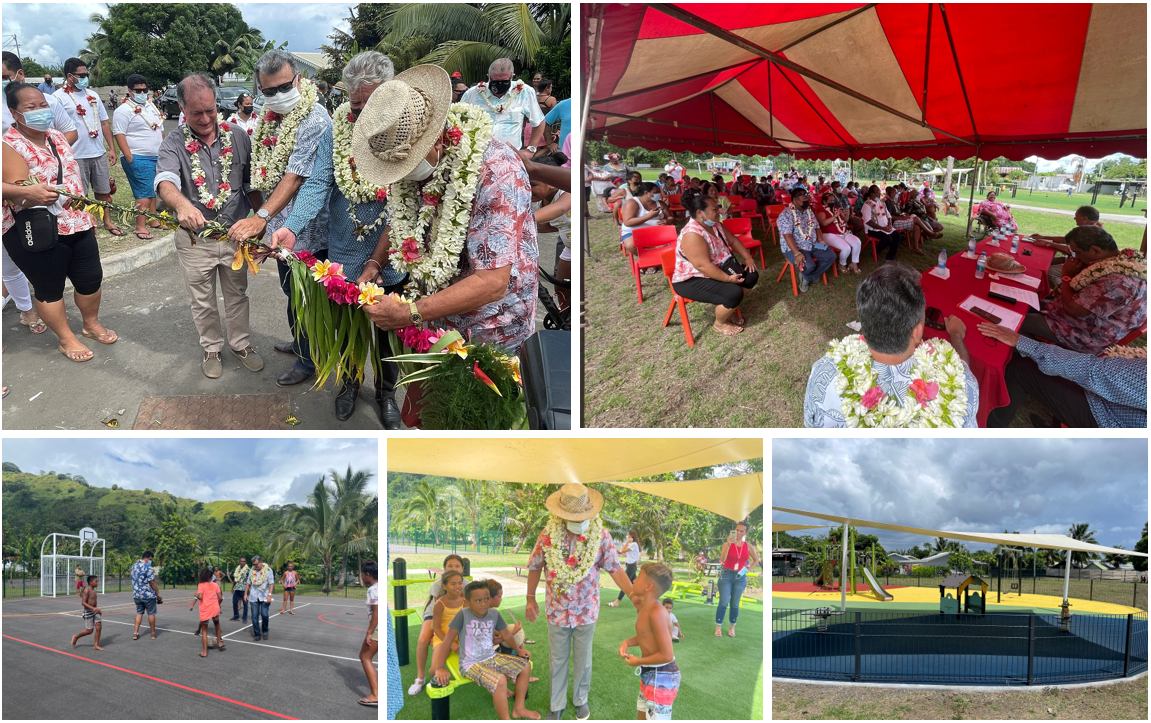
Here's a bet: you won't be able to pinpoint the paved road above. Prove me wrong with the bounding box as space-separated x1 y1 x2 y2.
1005 202 1146 226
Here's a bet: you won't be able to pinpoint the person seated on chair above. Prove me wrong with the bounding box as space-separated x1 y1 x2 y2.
830 180 866 238
904 188 944 240
754 175 775 213
981 322 1146 428
1032 205 1105 286
701 181 731 219
942 183 961 216
804 263 979 428
816 191 862 276
975 190 1015 231
778 187 837 293
619 181 671 257
884 186 930 255
670 192 759 337
1016 226 1147 356
729 174 753 199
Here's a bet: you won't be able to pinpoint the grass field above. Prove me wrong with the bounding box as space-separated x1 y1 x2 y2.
392 593 763 720
583 199 1144 428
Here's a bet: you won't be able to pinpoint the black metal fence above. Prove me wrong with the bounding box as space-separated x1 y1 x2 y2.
772 608 1148 686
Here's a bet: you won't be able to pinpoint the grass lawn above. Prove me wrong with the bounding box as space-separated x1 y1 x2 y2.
582 200 1144 428
392 593 763 720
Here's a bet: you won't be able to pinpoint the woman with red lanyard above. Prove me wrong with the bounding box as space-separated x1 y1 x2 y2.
2 81 114 363
715 520 760 638
816 191 862 276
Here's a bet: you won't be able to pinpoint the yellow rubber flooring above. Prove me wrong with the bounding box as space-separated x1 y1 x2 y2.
771 586 1144 615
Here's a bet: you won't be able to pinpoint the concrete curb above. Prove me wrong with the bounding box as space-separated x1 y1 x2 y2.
771 670 1147 692
65 231 174 291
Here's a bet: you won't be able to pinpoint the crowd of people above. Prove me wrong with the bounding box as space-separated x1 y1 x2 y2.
3 50 572 423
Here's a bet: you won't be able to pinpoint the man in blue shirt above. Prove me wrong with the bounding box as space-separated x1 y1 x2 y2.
37 74 55 94
544 97 570 148
981 322 1146 428
130 551 163 639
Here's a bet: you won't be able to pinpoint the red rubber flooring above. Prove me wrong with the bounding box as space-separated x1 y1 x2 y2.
773 582 907 593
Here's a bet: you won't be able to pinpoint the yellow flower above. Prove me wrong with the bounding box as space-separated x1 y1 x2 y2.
357 282 384 306
506 356 522 385
311 260 339 284
442 339 468 360
231 244 259 274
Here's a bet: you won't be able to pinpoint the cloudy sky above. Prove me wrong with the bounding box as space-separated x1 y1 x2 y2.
2 438 378 509
772 439 1147 553
1 2 350 67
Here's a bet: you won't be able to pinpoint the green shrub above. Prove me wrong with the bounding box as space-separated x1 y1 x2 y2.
912 565 939 578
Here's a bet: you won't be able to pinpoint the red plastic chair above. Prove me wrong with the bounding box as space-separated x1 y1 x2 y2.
776 255 830 297
764 204 786 245
721 217 765 267
629 225 678 304
1116 321 1148 347
736 198 764 231
667 193 685 219
862 235 881 263
660 248 695 347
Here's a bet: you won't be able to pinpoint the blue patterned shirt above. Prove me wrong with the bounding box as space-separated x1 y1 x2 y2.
1015 337 1146 428
264 102 331 252
805 350 980 428
776 204 819 253
130 559 157 599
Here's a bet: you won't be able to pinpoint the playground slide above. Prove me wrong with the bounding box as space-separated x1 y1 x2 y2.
860 566 893 601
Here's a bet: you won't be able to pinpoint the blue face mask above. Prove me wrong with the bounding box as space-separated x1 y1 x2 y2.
652 194 661 201
73 77 89 90
17 107 54 131
133 92 148 104
702 218 716 227
1 80 8 91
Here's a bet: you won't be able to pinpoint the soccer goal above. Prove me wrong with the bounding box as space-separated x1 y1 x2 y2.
40 527 105 597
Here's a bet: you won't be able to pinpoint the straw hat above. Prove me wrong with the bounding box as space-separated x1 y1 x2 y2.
351 64 452 188
545 483 603 522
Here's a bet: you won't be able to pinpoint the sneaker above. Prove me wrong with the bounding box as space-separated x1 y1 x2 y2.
231 345 264 372
202 351 223 379
545 710 565 720
576 704 591 720
408 678 425 695
798 277 810 293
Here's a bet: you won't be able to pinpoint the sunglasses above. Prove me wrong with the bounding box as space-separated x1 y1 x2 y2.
130 87 148 93
260 79 295 97
70 72 90 79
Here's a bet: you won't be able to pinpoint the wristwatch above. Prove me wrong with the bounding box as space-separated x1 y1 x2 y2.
256 208 270 221
408 302 422 325
526 145 537 153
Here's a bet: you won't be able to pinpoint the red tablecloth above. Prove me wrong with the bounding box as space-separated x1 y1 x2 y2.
920 237 1055 427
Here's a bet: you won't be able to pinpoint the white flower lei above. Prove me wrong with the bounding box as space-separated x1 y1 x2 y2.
540 515 603 591
182 122 234 211
1070 251 1146 291
828 334 969 428
332 101 388 243
1102 345 1147 359
386 102 494 297
251 78 320 193
64 88 100 138
474 80 527 114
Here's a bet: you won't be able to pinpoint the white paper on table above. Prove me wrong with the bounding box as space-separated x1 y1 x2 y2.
989 282 1040 310
958 295 1025 331
988 271 1041 289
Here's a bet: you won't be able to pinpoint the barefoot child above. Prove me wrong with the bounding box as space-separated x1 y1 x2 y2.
487 579 538 686
194 567 225 657
619 563 678 720
662 598 683 642
408 554 466 695
71 576 103 650
279 562 299 614
433 581 538 720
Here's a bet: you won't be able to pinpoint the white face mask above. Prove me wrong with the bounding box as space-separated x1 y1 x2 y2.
566 519 590 535
403 148 442 182
263 85 300 115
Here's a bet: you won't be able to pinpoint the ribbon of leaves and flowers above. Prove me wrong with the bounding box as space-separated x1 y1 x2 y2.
332 101 388 243
474 79 527 114
826 334 969 428
539 515 603 590
183 122 234 212
64 86 101 138
125 94 161 131
251 78 320 193
1065 249 1146 293
386 103 493 297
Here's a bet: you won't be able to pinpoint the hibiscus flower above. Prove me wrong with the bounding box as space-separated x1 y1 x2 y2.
446 126 463 145
908 379 940 408
860 386 885 410
374 188 387 203
401 237 421 263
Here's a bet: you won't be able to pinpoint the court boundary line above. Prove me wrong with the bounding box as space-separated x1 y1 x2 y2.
222 603 313 640
318 613 368 632
1 633 299 719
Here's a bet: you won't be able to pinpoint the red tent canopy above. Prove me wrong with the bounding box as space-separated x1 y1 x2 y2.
584 3 1147 160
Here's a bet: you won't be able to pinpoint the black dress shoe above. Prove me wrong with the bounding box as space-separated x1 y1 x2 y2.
262 634 268 640
273 340 295 355
375 385 402 429
277 366 315 387
335 380 360 421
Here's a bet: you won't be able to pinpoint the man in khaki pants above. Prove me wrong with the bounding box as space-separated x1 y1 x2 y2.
155 72 265 378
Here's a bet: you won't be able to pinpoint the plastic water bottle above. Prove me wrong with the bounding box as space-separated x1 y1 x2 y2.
968 236 977 257
975 252 987 279
1010 233 1020 254
937 249 948 272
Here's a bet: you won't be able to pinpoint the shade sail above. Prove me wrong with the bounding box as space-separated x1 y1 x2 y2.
386 438 762 484
772 523 829 533
584 3 1147 160
772 506 1147 557
613 473 763 521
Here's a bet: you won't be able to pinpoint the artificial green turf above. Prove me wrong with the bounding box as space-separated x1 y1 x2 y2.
392 594 763 720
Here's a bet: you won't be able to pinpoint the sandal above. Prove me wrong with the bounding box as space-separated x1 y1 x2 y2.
198 652 208 658
714 627 722 637
135 231 153 240
217 643 226 651
133 633 140 640
20 313 47 334
358 699 378 707
58 344 94 363
106 227 127 237
712 324 743 337
151 634 157 639
82 328 118 344
728 626 736 637
2 386 8 399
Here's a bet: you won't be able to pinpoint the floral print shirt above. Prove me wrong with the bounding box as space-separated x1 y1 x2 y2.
527 526 621 628
444 138 539 353
1044 272 1147 355
130 559 157 600
2 127 95 236
248 564 274 602
672 217 732 283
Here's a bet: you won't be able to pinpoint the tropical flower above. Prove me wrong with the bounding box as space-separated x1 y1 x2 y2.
182 122 234 212
860 386 885 409
541 516 604 591
908 379 940 408
310 260 342 285
401 237 421 263
474 362 502 396
357 282 384 306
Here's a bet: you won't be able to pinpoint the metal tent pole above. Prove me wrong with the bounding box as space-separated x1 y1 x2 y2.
840 521 850 612
1062 549 1072 604
965 144 980 238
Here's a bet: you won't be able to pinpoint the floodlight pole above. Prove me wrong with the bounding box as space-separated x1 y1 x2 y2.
1062 549 1072 605
840 520 850 612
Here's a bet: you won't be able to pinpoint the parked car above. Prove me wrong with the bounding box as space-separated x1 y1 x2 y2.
160 87 180 119
217 86 249 115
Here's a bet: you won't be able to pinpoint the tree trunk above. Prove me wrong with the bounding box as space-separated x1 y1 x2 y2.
513 530 529 554
943 156 954 192
340 545 349 591
323 554 331 594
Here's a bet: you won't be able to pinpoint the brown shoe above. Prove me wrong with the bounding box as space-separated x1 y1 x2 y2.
231 345 264 372
202 351 223 379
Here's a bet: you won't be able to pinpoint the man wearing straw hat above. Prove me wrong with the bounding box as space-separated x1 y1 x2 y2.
350 64 539 353
526 483 634 720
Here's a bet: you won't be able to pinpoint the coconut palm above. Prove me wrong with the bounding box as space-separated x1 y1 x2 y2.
398 480 446 546
235 39 289 83
78 13 110 84
328 465 376 588
210 30 260 84
1067 523 1100 568
267 479 343 593
446 479 487 553
1102 545 1128 569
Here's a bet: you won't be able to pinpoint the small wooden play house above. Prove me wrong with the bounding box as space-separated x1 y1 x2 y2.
939 573 988 617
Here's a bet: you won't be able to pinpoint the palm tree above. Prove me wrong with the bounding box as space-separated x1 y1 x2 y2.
1102 545 1127 569
1067 523 1100 568
328 465 376 588
79 13 110 85
210 30 260 85
267 479 343 593
235 39 289 83
503 491 549 554
399 480 445 546
446 478 487 553
931 537 951 554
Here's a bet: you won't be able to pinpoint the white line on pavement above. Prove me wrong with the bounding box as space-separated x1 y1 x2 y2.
223 602 312 639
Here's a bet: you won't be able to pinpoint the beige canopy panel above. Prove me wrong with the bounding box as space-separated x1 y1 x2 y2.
772 523 829 533
772 506 1147 558
613 473 763 522
388 438 762 484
